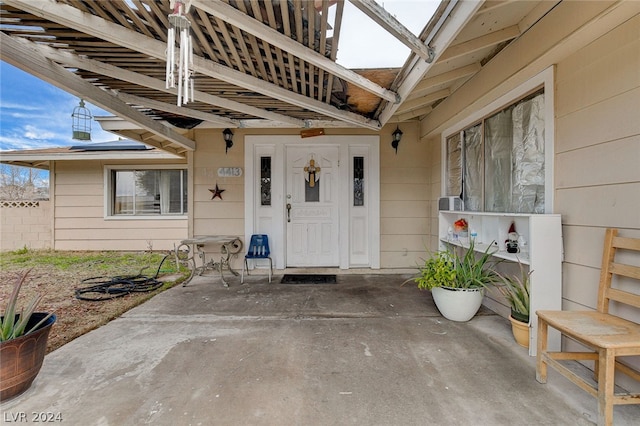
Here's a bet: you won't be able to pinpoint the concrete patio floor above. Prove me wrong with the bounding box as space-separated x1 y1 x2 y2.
2 273 639 425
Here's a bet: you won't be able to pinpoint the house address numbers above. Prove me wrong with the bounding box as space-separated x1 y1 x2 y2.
217 167 243 177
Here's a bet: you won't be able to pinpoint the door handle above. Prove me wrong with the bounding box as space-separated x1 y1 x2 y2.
286 203 291 222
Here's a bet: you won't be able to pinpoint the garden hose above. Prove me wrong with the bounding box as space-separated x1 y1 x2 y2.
74 254 172 301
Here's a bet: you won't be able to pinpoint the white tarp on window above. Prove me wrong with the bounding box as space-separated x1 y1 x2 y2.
463 124 482 211
485 109 512 212
511 94 545 213
450 92 545 214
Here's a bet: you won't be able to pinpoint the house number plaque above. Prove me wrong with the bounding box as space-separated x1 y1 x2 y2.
217 167 243 177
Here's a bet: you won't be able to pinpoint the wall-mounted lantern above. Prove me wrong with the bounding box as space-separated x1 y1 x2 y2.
391 126 403 154
223 128 233 153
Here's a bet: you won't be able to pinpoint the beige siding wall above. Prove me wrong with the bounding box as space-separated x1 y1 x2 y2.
190 129 246 269
0 200 52 251
192 125 431 269
555 14 640 309
379 122 432 268
417 4 639 375
553 15 640 383
192 129 245 238
419 5 640 260
54 160 188 251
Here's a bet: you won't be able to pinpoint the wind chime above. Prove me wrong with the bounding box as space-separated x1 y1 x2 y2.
166 0 194 106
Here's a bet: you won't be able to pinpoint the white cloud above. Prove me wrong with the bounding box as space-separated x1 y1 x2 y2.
23 125 57 140
0 134 55 151
0 102 41 111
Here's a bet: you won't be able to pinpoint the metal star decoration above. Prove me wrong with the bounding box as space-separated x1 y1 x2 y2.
209 183 225 200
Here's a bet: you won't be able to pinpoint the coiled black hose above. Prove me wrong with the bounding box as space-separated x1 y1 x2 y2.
74 254 171 301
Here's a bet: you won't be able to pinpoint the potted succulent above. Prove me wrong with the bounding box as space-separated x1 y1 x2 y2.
496 263 532 347
1 270 56 401
410 240 499 322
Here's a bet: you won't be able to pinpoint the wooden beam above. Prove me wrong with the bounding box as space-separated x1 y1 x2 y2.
21 36 303 127
476 0 519 16
324 0 345 103
0 32 195 153
348 0 434 62
518 1 561 33
407 63 481 100
5 0 381 130
305 0 317 100
396 89 450 115
394 106 433 122
377 0 483 125
112 92 238 127
438 25 521 62
317 0 329 101
191 0 398 104
277 0 297 92
97 116 362 131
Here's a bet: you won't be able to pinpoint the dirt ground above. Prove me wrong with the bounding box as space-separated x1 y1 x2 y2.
0 252 186 353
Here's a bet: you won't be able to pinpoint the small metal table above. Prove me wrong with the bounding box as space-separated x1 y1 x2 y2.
175 235 243 287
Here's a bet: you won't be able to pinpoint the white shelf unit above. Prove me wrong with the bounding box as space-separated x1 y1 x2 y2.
438 211 563 356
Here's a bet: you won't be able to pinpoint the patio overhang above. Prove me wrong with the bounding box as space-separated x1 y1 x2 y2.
0 1 561 156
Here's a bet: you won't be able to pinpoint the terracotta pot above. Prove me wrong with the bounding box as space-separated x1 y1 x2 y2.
431 286 484 322
510 308 529 323
0 313 56 401
509 315 529 348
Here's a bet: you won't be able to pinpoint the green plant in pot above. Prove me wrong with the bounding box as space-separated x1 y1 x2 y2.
411 240 499 322
496 262 531 348
1 270 56 401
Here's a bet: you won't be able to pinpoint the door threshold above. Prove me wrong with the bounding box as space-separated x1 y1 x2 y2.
281 268 410 275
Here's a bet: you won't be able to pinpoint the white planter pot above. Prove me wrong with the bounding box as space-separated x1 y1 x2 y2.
431 286 485 322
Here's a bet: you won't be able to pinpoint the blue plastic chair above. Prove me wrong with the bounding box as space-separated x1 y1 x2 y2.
241 234 272 283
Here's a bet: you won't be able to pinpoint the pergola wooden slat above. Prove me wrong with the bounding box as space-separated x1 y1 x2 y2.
0 0 556 152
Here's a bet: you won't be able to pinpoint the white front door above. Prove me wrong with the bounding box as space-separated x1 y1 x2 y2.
286 145 339 267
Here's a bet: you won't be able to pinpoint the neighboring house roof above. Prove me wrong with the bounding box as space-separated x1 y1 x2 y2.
0 140 182 170
0 0 560 156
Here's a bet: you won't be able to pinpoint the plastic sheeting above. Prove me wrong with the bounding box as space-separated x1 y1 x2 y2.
511 94 545 213
445 133 462 197
447 92 545 214
463 125 483 211
485 109 512 212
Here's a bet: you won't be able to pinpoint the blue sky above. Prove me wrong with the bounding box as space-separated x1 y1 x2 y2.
0 62 115 151
0 1 435 152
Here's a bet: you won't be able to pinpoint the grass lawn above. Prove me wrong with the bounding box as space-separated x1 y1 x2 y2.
0 249 189 353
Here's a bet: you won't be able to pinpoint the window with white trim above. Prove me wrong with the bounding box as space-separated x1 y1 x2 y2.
108 168 187 216
445 88 546 213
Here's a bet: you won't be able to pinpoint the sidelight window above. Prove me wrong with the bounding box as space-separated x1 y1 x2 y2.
260 156 271 206
353 156 364 206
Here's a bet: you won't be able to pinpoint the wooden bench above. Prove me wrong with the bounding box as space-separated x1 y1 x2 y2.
536 228 640 426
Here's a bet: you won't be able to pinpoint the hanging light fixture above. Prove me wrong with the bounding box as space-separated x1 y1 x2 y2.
71 99 92 141
223 128 234 154
391 126 403 154
166 0 194 107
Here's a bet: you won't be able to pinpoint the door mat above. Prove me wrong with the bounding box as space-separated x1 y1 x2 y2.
280 274 337 284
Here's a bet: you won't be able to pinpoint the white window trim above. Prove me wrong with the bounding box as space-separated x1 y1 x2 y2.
441 66 555 213
104 164 188 220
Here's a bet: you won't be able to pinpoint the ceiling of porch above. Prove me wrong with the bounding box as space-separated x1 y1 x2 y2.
0 0 560 157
